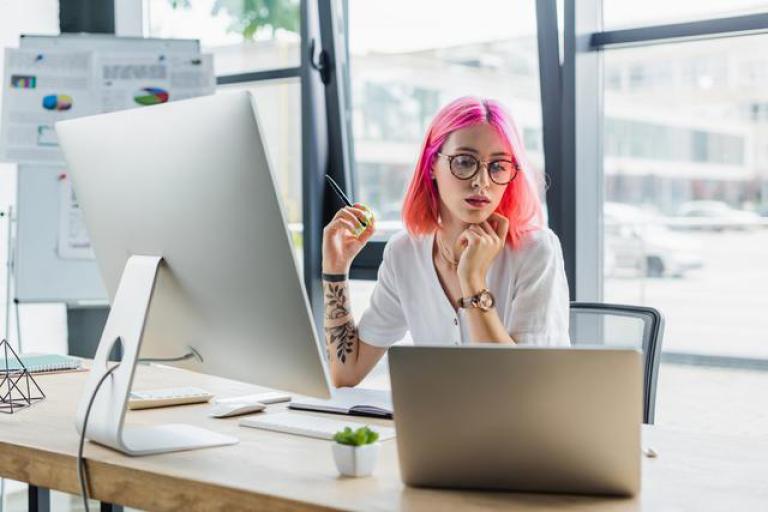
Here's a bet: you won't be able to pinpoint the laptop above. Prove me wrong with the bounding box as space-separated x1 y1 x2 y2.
388 345 642 496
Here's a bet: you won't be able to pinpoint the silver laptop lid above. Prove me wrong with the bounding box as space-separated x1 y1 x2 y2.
388 345 642 496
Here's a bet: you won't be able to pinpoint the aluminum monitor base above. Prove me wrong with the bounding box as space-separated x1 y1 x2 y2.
120 424 237 456
75 255 238 456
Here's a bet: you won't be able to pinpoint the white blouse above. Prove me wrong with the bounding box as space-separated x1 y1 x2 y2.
357 228 571 348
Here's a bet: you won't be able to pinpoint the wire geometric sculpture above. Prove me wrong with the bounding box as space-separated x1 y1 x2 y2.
0 338 45 414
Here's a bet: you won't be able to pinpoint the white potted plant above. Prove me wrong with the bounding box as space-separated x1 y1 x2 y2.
331 426 381 477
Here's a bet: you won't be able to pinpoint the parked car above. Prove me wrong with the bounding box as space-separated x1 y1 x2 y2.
672 200 762 231
604 203 703 278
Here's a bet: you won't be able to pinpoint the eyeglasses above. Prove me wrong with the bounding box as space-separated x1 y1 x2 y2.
436 152 519 185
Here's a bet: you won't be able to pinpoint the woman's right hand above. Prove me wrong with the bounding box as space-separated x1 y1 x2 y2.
322 203 375 274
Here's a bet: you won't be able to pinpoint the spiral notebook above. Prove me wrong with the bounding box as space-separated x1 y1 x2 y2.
1 354 83 374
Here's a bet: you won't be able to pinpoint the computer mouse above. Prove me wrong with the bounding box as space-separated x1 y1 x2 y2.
208 401 266 418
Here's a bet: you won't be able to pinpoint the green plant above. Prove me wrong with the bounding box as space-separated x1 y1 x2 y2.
168 0 300 40
333 426 379 446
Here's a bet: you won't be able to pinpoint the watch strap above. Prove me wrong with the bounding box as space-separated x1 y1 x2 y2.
458 289 494 310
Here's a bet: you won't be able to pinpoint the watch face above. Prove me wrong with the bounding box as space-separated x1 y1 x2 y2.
477 291 495 310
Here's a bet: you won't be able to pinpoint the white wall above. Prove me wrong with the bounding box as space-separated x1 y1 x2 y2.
0 1 67 354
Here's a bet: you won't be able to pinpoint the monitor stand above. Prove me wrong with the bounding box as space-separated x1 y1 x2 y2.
75 255 238 456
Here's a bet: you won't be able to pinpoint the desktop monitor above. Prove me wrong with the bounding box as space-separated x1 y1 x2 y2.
55 91 331 455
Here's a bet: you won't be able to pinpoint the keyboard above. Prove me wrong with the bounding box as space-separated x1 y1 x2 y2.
239 412 396 441
128 387 214 410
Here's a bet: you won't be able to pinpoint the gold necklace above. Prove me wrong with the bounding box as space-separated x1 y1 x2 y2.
435 232 459 269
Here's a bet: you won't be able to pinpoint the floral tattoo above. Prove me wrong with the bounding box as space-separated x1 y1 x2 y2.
323 282 356 364
325 283 349 320
327 321 355 363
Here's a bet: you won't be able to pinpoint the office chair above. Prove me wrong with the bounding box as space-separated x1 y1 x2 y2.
569 302 664 424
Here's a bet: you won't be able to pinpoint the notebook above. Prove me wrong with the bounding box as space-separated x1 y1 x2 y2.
288 387 393 418
1 354 83 374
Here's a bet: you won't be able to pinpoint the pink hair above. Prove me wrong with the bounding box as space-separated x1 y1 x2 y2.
401 96 544 249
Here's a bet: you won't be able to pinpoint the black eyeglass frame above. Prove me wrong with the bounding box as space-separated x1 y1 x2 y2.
436 152 519 185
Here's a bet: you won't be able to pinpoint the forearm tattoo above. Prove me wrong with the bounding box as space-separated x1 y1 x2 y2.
323 281 356 364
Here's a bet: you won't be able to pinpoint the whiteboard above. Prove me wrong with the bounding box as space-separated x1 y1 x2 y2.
15 165 107 303
8 34 209 303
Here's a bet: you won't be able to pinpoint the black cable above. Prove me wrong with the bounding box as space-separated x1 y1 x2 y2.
77 348 199 511
77 362 121 512
137 347 202 364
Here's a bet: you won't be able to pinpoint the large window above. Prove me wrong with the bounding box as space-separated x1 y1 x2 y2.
602 36 768 360
591 3 768 436
346 0 543 238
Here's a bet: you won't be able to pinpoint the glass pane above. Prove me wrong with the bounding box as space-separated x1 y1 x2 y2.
604 0 768 29
347 0 543 240
602 35 768 360
146 0 300 75
216 79 303 267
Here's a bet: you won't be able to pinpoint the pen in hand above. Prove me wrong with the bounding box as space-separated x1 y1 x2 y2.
325 174 370 229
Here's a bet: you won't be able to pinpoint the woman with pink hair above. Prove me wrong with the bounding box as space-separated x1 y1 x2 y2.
322 96 570 387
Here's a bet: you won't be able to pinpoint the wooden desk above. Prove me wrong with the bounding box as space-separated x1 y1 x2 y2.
1 364 767 511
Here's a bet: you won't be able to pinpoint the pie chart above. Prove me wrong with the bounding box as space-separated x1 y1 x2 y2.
42 94 73 111
133 87 170 106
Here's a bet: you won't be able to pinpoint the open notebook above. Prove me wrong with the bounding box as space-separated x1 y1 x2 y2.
289 387 393 418
2 354 83 374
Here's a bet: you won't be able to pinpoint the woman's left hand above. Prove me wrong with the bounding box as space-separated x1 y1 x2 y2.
456 212 510 294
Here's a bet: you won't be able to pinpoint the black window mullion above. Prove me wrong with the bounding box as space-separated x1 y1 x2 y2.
318 0 353 217
216 67 301 85
300 0 331 334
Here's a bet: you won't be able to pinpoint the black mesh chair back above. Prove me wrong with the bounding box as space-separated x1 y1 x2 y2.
569 302 664 424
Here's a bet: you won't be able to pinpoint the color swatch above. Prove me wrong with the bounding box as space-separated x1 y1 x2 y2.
42 94 73 111
11 75 36 89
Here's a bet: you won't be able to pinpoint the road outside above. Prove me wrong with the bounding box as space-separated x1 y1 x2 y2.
605 229 768 360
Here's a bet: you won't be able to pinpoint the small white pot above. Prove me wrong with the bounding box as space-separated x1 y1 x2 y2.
332 442 381 477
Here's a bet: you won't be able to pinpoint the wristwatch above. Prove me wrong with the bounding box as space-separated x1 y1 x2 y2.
457 289 495 312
